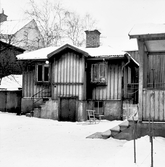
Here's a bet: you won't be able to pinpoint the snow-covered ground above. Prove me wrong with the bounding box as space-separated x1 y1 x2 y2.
0 112 165 167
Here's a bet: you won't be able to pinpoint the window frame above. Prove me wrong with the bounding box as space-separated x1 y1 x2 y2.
36 64 50 83
94 101 104 115
91 62 107 84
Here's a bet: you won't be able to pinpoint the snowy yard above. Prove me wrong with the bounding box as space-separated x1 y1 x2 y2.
0 112 165 167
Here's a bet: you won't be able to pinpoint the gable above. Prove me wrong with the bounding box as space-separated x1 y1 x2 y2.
48 44 89 59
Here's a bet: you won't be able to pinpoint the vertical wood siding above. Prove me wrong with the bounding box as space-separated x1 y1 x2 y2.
127 51 139 64
92 63 122 100
142 89 165 121
52 52 85 100
147 54 165 88
23 70 50 98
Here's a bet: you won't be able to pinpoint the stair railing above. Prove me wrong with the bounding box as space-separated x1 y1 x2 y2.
31 87 51 116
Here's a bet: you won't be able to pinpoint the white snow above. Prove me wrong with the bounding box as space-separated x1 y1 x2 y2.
17 44 126 60
17 46 59 60
0 19 32 35
0 112 165 167
129 23 165 37
84 45 126 57
0 75 22 90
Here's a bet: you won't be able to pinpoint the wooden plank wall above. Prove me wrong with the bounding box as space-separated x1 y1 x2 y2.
127 51 139 64
52 52 85 100
147 54 165 88
142 89 165 121
23 70 51 98
92 63 122 100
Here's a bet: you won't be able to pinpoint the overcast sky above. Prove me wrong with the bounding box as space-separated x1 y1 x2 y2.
1 0 165 50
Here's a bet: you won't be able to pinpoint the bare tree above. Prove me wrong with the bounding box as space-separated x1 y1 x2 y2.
64 12 97 46
25 0 98 47
0 42 25 78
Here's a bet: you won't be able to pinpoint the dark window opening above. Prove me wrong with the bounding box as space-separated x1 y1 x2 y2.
44 66 49 82
94 101 104 115
37 64 49 82
38 65 43 82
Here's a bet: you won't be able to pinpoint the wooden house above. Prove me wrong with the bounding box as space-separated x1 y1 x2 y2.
17 30 138 121
0 10 44 51
129 23 165 122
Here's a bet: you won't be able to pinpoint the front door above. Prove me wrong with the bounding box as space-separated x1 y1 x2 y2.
59 97 76 122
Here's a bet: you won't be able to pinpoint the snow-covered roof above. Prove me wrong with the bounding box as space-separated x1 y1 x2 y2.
17 46 59 60
17 44 127 60
0 75 22 90
0 19 32 35
129 23 165 38
48 44 89 59
84 46 126 57
129 23 165 52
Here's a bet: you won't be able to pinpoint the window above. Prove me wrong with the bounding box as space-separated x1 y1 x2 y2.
37 64 49 82
91 63 107 84
94 101 104 115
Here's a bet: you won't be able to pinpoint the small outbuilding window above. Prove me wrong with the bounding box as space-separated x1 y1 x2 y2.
94 101 104 115
37 64 49 82
91 63 107 84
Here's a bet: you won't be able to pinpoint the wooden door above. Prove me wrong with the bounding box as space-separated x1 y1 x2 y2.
60 97 76 122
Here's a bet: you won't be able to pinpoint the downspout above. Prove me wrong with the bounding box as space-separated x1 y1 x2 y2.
121 54 131 120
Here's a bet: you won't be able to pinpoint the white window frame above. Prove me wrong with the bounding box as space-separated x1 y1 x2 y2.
36 64 49 83
91 63 107 83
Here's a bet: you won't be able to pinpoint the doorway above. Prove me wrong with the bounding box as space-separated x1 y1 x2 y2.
59 97 77 122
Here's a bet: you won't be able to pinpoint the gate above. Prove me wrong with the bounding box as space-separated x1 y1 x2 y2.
59 97 77 122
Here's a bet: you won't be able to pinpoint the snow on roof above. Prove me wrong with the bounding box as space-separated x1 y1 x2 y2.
129 23 165 37
84 45 126 57
17 46 59 60
17 44 127 60
0 19 32 35
0 75 22 90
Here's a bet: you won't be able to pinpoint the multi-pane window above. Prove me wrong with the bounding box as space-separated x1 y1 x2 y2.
91 63 107 83
37 64 49 82
94 101 104 115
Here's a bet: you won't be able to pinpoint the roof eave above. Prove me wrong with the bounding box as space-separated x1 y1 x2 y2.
17 58 47 61
87 55 126 60
129 33 165 40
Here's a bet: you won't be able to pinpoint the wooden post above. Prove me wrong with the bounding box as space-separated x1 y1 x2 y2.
137 39 146 121
133 116 136 164
150 119 154 167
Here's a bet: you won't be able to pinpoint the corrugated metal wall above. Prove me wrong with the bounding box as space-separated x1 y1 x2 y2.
92 63 122 100
142 89 165 121
23 70 51 98
52 52 85 100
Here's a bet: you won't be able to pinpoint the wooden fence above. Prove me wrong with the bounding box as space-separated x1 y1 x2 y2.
123 101 138 120
0 90 22 114
142 89 165 121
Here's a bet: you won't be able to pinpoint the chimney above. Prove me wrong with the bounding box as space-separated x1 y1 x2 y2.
85 30 101 48
0 9 8 23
